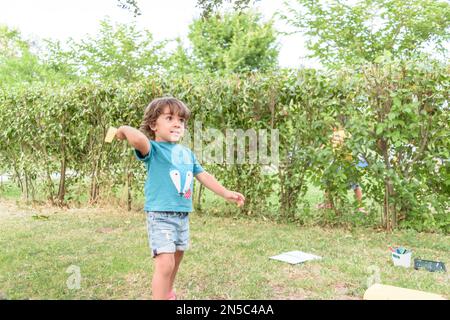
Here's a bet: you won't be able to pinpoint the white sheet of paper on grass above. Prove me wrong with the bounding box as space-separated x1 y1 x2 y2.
269 251 322 265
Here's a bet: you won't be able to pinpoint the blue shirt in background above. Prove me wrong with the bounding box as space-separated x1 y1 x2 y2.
135 140 204 212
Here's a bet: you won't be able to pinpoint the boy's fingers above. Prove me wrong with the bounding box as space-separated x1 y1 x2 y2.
236 193 245 207
227 192 245 206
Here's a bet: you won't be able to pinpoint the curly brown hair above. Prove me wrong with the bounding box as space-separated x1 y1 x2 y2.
139 97 191 140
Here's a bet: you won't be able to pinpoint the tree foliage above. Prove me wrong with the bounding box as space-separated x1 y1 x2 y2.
188 11 279 73
45 19 167 82
283 0 450 67
0 25 65 87
116 0 141 17
196 0 259 17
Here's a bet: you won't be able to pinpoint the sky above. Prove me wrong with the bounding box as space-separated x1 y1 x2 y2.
0 0 320 68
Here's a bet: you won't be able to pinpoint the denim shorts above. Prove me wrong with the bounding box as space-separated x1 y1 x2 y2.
145 211 190 257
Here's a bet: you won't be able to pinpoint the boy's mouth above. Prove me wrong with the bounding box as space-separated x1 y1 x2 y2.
170 130 181 135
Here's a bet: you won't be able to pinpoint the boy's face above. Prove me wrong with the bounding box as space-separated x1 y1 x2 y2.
331 127 345 147
151 106 186 142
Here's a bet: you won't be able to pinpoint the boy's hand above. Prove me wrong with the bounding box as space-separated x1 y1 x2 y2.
105 127 118 143
223 190 245 207
115 126 127 140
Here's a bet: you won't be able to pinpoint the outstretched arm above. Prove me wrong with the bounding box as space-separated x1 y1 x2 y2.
116 125 150 156
195 171 245 207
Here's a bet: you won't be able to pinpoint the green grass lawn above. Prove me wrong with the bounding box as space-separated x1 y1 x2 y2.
0 199 448 300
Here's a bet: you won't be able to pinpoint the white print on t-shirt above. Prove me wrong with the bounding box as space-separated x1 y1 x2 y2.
169 170 193 199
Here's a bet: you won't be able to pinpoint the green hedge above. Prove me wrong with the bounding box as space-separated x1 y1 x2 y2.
1 58 448 231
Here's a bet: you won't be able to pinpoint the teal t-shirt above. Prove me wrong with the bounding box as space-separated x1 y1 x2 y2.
134 140 204 212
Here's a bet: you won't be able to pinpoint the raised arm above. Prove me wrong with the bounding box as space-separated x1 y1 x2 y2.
116 125 150 156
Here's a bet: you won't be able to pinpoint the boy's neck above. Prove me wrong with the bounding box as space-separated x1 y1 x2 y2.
154 137 177 143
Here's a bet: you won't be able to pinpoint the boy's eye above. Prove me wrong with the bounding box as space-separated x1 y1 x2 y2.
180 118 185 123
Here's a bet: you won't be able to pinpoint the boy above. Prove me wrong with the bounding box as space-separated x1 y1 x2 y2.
317 126 367 213
114 97 245 300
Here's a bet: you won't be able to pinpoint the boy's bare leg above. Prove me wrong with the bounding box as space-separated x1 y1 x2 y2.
354 187 367 213
317 191 333 209
354 186 363 202
169 251 184 294
152 253 175 300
